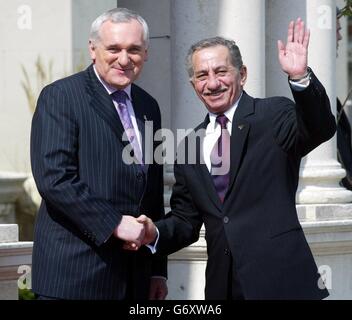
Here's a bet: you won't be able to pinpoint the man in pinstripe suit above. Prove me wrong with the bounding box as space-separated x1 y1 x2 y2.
30 8 167 300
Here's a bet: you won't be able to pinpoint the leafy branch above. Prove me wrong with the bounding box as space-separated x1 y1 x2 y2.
338 0 352 18
21 56 53 113
21 54 86 113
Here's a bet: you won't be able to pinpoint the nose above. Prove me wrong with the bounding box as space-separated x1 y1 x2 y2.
118 50 130 67
206 73 220 91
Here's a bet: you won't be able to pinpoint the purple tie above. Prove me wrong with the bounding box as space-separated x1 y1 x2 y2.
111 90 143 165
210 114 230 203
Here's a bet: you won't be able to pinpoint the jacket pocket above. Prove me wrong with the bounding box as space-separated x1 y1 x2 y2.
269 209 302 239
269 224 302 239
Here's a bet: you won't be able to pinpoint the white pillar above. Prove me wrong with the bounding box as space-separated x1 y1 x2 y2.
170 0 266 132
0 224 33 300
167 0 266 300
297 0 352 204
336 0 349 106
0 172 28 224
217 0 266 98
119 0 172 130
171 0 215 131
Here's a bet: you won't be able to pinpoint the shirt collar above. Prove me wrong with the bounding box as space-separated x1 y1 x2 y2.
93 65 132 101
207 91 243 132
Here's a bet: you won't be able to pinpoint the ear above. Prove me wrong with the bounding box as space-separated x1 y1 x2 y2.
89 40 96 61
239 65 247 86
144 48 149 62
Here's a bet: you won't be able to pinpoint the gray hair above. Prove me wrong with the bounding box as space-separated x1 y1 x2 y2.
186 36 243 78
90 8 149 48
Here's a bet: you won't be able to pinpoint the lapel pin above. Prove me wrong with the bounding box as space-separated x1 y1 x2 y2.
238 124 245 130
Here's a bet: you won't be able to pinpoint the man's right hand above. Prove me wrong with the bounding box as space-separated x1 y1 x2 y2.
277 17 309 79
122 215 157 251
137 215 157 245
113 215 145 247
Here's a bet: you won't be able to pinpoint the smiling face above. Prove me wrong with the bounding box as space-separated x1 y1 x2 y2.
190 45 247 114
89 19 148 89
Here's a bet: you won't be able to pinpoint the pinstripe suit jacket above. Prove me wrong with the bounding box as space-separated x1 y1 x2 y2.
30 64 166 299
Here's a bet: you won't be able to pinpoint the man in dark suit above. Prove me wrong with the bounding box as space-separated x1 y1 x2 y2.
129 18 334 299
30 8 167 300
336 8 352 190
337 99 352 190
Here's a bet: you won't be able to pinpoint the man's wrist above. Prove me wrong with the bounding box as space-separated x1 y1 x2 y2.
289 73 308 81
145 227 160 254
288 68 312 89
288 68 311 82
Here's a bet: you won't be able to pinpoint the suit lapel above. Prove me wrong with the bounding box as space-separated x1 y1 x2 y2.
192 92 254 209
192 116 223 212
85 66 147 172
226 92 254 196
197 163 223 212
85 65 128 149
131 85 149 172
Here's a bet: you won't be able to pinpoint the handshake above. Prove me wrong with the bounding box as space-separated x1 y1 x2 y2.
113 215 157 250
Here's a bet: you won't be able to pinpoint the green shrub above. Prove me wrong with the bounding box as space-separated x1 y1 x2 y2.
19 288 36 300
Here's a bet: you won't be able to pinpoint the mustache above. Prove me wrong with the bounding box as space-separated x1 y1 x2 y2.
112 65 134 71
204 88 227 96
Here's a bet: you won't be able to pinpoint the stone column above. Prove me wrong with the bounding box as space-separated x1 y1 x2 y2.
297 0 352 204
266 0 352 299
0 173 27 224
0 224 33 300
217 0 266 98
170 0 265 132
119 0 172 130
336 0 348 107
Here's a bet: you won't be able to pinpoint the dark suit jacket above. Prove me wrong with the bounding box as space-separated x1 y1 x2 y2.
156 71 335 300
30 64 166 299
337 98 352 189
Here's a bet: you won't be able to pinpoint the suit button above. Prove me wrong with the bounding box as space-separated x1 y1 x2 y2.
224 249 230 255
137 172 143 180
223 216 229 224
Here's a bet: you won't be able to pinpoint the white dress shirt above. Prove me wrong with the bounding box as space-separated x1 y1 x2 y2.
203 93 242 172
